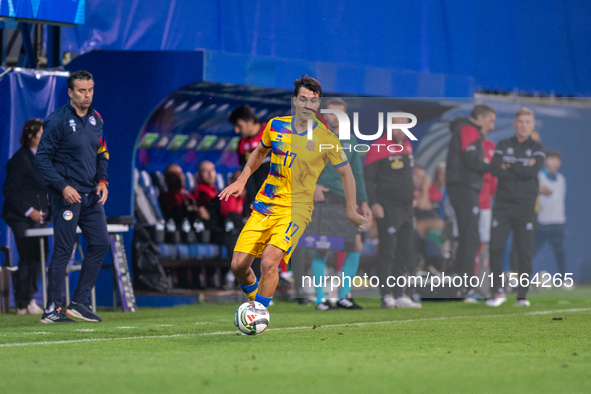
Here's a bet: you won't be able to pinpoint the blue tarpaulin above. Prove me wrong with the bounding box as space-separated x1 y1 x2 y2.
61 0 591 96
0 67 69 251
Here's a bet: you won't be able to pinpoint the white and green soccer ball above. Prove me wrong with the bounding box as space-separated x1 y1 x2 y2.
234 301 270 335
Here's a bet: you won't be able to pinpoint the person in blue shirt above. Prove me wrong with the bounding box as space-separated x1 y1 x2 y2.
35 70 110 323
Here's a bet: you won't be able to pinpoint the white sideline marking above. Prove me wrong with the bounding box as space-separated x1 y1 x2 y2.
76 329 96 332
25 332 50 335
117 326 137 329
195 322 211 325
1 308 588 348
157 324 173 327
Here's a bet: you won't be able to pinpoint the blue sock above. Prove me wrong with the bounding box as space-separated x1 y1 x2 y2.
254 293 272 308
311 252 328 304
239 277 259 301
339 252 360 299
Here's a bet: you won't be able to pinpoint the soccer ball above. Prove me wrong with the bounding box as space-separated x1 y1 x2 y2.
234 301 270 335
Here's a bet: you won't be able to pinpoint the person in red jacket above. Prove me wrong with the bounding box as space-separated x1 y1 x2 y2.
192 161 243 288
160 164 196 224
191 161 218 219
446 104 496 296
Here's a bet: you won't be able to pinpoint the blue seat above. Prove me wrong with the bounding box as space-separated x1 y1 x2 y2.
157 244 178 259
177 244 190 259
185 171 196 191
139 170 165 220
157 243 227 260
150 171 166 197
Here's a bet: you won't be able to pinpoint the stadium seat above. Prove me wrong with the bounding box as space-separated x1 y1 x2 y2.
157 243 178 259
216 173 225 191
134 169 165 243
152 171 167 193
185 171 196 191
134 166 232 290
139 170 165 219
177 244 190 259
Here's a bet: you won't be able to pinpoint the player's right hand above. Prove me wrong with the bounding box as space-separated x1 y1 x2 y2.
371 203 384 219
348 211 370 230
29 209 43 223
313 185 329 202
219 180 245 201
62 185 81 204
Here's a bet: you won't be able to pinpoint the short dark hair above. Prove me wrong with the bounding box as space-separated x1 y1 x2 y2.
293 75 322 97
324 97 347 112
470 104 495 120
545 149 561 160
229 105 259 126
68 70 93 90
20 118 43 147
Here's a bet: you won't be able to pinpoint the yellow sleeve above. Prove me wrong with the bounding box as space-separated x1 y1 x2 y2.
326 133 349 168
260 121 273 149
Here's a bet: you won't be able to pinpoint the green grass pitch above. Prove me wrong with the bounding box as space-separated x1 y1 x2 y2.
1 295 590 393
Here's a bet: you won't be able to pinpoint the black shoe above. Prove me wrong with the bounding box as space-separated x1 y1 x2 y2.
294 297 310 305
41 307 76 323
315 299 337 310
67 303 102 322
336 297 363 310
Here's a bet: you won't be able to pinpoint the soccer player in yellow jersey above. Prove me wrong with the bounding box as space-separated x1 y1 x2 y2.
219 75 369 308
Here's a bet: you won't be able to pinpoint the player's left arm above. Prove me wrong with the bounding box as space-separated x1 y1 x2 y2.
335 163 369 230
95 116 109 204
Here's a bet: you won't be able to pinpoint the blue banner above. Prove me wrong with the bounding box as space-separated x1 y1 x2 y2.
0 0 85 24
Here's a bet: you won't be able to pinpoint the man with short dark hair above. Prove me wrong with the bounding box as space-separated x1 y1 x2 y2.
35 70 110 323
220 75 368 310
229 105 270 215
487 108 545 307
446 104 496 297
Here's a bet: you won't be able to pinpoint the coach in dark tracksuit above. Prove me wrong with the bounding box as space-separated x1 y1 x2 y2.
487 108 544 306
365 125 420 308
35 70 110 323
446 105 496 293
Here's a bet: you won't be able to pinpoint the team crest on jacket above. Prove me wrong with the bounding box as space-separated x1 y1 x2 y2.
391 158 404 169
306 141 316 151
89 116 96 126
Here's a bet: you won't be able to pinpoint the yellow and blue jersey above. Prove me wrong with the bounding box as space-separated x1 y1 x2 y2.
252 115 348 218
